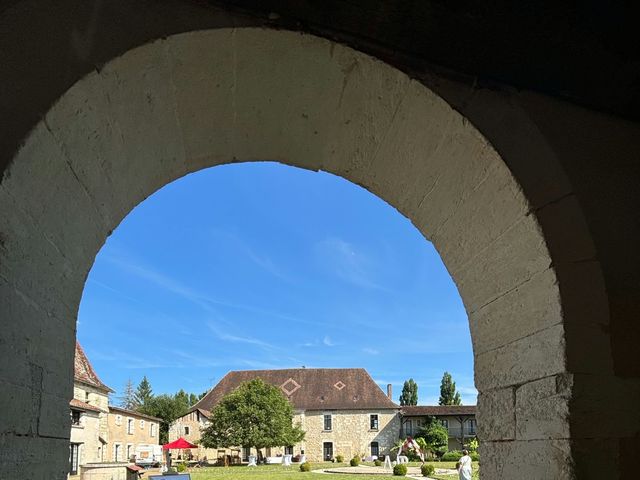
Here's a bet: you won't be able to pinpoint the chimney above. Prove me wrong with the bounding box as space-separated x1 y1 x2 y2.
387 384 393 400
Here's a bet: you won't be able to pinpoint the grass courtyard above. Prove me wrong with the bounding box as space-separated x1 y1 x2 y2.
180 462 479 480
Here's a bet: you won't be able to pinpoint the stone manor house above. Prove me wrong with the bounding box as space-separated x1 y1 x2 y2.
169 368 477 462
69 343 161 478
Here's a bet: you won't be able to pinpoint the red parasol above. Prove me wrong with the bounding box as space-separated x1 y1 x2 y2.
163 437 197 450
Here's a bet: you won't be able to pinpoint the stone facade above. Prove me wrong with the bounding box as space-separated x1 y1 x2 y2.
299 409 400 461
106 407 161 462
168 409 219 462
69 343 160 477
69 343 113 478
172 369 403 463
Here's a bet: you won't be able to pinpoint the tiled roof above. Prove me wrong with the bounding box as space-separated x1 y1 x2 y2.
70 398 102 413
195 408 212 419
192 368 398 412
74 342 113 393
109 406 163 422
401 405 476 416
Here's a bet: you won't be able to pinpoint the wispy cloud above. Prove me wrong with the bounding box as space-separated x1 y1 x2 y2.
299 336 339 348
363 347 379 355
88 349 173 369
207 322 276 350
315 237 389 291
105 253 321 328
211 228 293 283
323 335 337 347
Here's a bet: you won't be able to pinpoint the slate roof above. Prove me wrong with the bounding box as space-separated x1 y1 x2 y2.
70 398 102 413
401 405 476 416
74 342 113 393
192 368 398 412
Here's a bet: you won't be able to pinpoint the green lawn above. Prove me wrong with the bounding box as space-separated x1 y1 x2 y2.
182 462 479 480
187 464 394 480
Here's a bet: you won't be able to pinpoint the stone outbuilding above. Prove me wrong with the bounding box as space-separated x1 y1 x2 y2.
400 405 477 451
170 368 400 462
106 406 161 463
69 342 113 477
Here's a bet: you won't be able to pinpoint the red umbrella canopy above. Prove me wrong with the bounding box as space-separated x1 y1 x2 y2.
163 437 197 450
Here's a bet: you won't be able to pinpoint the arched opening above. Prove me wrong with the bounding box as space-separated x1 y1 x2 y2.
78 160 477 467
0 28 599 478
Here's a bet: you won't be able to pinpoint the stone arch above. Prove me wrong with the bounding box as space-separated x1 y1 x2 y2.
0 28 600 478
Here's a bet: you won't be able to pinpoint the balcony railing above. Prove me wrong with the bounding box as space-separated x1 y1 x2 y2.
447 427 476 437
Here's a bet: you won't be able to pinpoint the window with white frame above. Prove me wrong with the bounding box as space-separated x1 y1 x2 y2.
150 423 156 437
115 414 122 426
126 444 133 461
441 419 449 430
184 426 190 435
323 413 332 431
127 418 134 434
69 443 80 475
140 419 145 429
114 443 122 462
370 414 379 430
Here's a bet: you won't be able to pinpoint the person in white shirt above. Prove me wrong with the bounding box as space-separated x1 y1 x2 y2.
457 449 473 480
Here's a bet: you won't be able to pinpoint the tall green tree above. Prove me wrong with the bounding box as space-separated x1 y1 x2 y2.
174 389 191 412
438 372 462 406
134 376 154 408
200 379 305 452
399 379 418 406
119 378 137 410
415 417 448 457
138 394 188 444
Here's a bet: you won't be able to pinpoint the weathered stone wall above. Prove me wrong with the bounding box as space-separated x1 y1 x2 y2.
168 412 218 461
1 24 637 479
106 410 160 461
69 410 102 476
300 410 399 461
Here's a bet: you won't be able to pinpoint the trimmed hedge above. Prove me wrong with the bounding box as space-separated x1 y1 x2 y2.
421 464 435 477
300 462 311 472
336 455 344 463
350 456 361 467
441 451 463 462
393 464 407 476
374 459 382 467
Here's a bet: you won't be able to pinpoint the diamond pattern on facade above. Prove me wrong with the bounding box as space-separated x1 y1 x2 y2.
280 378 301 396
334 381 346 390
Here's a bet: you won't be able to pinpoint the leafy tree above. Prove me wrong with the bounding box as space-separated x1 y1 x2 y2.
174 389 191 413
139 394 188 444
119 378 137 410
399 379 418 406
415 417 448 457
134 376 154 408
438 372 462 406
200 379 305 451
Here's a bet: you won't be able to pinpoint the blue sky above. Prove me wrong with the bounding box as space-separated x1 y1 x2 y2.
78 162 476 405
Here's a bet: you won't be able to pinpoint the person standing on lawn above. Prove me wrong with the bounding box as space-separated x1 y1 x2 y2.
457 449 473 480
